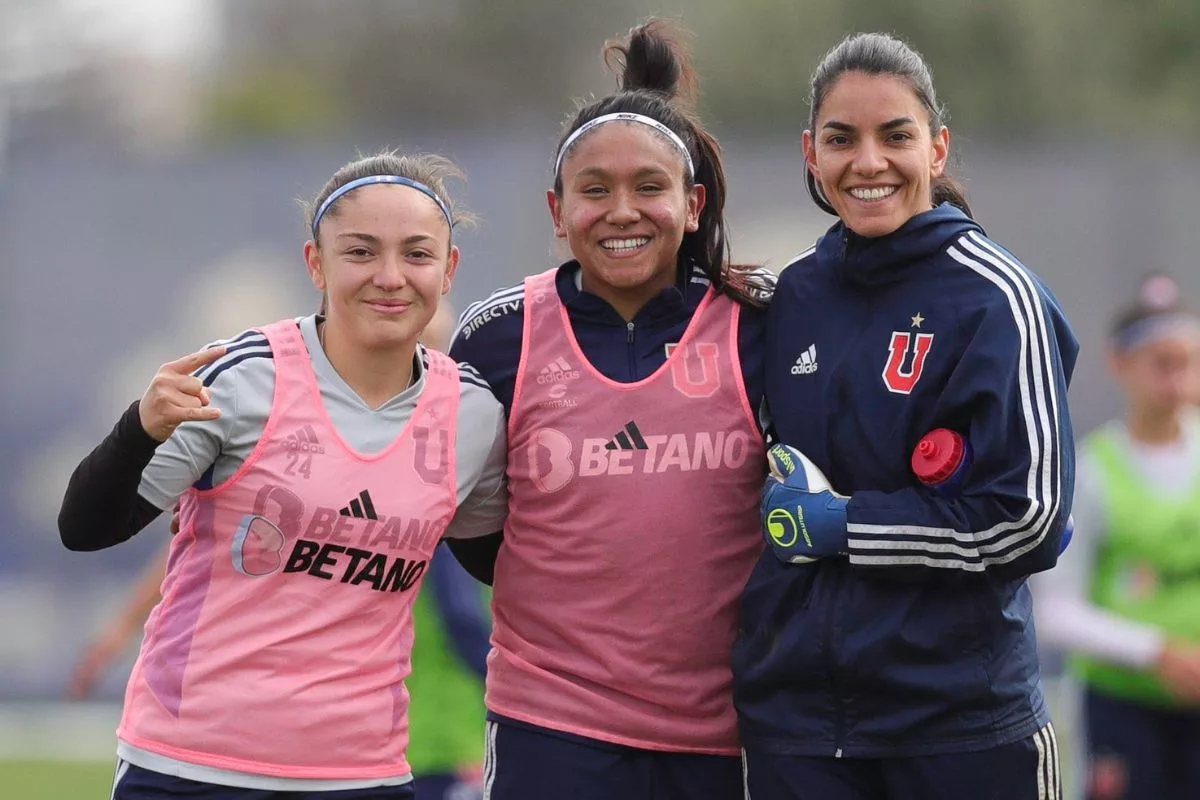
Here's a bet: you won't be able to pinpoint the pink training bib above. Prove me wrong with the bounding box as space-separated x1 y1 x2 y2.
488 269 765 754
119 319 459 779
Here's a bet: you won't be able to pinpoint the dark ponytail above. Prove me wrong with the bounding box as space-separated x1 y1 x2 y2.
554 19 768 306
932 175 971 217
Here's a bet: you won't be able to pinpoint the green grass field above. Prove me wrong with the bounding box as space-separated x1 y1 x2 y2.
0 760 115 799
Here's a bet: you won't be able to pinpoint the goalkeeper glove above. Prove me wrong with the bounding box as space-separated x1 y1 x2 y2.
761 444 850 564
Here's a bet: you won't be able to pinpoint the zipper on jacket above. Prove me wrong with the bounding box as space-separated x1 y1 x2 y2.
824 568 847 757
626 321 636 375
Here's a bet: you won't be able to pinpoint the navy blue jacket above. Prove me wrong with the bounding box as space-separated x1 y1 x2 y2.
450 261 767 424
733 205 1078 757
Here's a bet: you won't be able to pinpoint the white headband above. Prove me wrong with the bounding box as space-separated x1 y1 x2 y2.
554 112 695 180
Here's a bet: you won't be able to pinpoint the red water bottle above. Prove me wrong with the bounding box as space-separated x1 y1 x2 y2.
911 428 972 496
911 428 1074 553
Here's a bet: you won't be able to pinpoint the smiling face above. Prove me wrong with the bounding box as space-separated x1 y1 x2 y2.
304 183 458 351
548 122 704 317
803 71 949 238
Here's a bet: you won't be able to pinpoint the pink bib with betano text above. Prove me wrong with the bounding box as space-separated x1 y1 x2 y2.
488 269 765 754
119 319 458 779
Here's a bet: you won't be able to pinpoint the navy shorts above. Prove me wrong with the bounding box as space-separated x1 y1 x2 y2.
111 760 416 799
412 773 481 800
481 717 745 800
1085 688 1200 800
742 724 1061 800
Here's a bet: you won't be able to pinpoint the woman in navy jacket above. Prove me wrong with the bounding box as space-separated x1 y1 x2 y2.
736 32 1078 800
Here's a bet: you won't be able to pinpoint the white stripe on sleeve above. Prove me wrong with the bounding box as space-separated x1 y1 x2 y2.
847 232 1063 570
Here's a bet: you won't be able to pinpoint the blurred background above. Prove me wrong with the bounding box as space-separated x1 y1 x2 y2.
2 0 1198 796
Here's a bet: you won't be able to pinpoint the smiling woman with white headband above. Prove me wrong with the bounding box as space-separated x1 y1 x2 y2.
446 18 773 800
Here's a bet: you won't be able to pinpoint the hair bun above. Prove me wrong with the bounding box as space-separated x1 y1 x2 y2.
605 19 697 106
1139 273 1181 310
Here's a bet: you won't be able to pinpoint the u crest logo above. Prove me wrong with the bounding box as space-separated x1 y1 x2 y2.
412 425 450 486
667 341 721 399
882 332 934 395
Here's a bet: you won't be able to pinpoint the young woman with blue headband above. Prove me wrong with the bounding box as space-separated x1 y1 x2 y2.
58 150 509 799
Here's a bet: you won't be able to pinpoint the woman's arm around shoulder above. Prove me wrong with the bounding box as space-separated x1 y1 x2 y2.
441 371 508 584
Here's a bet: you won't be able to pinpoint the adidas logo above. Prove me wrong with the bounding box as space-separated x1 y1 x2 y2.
790 344 818 375
537 356 580 385
339 489 379 521
283 425 326 453
604 420 649 451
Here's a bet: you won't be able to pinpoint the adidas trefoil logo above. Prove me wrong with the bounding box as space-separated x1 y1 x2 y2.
791 344 818 376
604 420 649 451
339 489 379 520
537 356 580 385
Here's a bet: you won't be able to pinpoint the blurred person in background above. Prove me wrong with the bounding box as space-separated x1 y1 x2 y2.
66 305 493 800
740 32 1077 799
1190 338 1200 408
66 547 170 702
56 152 508 799
1034 274 1200 800
447 19 773 800
403 539 490 800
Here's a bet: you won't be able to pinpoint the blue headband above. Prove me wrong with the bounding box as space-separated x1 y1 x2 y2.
1112 312 1200 351
311 175 453 237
